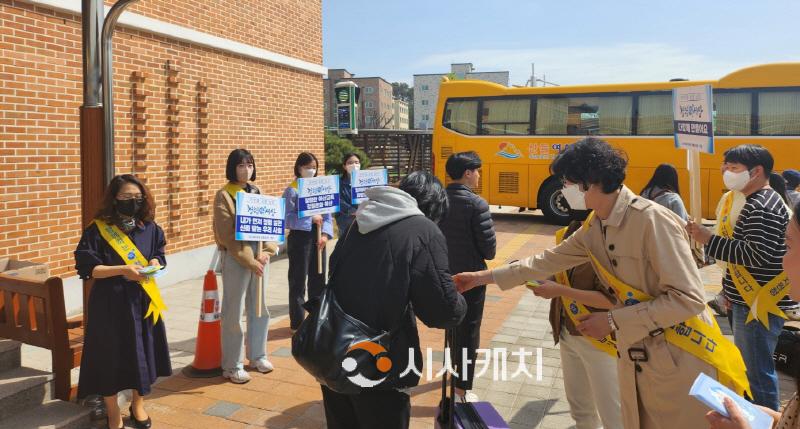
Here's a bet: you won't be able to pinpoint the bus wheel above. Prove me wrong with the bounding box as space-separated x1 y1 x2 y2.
539 180 571 226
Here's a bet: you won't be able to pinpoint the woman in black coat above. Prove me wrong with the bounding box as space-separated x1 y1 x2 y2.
322 171 467 429
74 174 171 429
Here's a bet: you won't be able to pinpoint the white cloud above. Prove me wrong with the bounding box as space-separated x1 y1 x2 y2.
406 43 784 86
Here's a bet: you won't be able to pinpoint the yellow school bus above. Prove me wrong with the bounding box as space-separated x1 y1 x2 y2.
432 63 800 224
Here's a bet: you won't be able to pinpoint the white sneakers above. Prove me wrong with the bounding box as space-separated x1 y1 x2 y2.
456 392 479 403
252 358 274 374
222 368 251 384
223 358 274 384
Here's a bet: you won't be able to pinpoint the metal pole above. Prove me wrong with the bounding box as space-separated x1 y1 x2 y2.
102 0 140 185
82 0 103 107
78 0 106 415
531 63 535 87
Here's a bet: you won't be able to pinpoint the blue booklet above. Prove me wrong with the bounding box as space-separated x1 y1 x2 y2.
689 373 773 429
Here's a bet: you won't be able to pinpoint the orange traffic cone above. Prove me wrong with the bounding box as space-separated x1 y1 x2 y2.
182 268 223 378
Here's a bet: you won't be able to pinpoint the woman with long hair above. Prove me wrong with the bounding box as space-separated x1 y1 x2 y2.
641 163 688 220
75 174 170 429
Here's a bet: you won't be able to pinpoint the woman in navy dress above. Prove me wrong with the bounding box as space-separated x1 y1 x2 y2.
74 174 171 429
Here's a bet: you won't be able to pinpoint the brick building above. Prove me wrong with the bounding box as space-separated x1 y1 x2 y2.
324 68 396 129
0 0 325 313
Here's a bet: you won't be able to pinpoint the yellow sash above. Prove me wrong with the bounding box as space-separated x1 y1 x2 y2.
225 182 245 202
719 192 789 328
554 227 618 357
94 220 168 325
582 212 751 398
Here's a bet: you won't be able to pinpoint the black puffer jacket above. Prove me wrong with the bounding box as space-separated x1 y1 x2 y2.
328 187 467 390
438 184 497 274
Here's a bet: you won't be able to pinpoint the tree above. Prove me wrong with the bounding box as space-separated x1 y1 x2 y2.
391 82 412 101
324 131 370 175
392 82 414 128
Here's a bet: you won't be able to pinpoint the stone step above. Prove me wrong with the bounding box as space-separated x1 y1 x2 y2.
0 339 21 373
0 365 54 421
0 399 93 429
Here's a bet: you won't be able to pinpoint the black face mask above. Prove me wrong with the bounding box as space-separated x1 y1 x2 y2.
116 198 142 217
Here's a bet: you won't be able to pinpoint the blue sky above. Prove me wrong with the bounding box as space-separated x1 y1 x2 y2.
323 0 800 86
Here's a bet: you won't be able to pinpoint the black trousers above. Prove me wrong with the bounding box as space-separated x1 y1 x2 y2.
451 285 486 390
321 385 410 429
287 226 326 329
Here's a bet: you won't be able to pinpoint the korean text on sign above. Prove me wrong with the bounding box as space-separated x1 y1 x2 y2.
234 192 286 242
297 175 340 218
350 169 388 205
673 84 714 154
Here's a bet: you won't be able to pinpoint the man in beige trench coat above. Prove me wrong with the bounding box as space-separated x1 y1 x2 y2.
455 138 748 429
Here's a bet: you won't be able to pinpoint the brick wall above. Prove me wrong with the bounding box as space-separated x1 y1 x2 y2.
0 0 324 277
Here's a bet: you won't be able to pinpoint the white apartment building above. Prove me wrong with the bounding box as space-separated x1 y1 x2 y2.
413 63 509 129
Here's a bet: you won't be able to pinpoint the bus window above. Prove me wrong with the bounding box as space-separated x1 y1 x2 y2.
443 100 479 135
536 96 632 135
637 94 672 135
480 99 531 135
758 91 800 135
713 93 751 135
535 98 569 135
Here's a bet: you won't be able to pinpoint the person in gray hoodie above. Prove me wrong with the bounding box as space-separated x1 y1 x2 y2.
321 171 467 429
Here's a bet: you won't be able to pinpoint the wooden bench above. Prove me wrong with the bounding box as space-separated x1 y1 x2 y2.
0 274 83 401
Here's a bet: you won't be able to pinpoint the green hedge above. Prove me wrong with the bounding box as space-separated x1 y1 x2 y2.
324 131 370 175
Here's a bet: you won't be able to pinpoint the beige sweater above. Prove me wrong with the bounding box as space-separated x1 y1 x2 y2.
213 183 278 272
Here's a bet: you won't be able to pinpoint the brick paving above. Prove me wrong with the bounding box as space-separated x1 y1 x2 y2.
19 209 795 428
124 212 558 429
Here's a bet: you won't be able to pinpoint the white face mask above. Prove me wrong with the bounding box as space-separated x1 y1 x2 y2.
561 184 587 211
301 168 316 178
345 163 360 174
236 166 253 183
723 169 751 191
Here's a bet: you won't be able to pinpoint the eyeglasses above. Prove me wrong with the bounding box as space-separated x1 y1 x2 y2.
117 194 144 201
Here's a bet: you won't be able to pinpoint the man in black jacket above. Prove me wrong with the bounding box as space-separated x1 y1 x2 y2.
439 151 497 402
322 172 467 429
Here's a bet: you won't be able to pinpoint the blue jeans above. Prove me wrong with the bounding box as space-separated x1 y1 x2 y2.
731 303 784 410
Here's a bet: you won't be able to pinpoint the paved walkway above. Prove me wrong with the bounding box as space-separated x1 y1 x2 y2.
19 209 798 428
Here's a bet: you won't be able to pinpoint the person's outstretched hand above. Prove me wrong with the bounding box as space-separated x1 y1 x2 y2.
705 397 752 429
453 272 482 293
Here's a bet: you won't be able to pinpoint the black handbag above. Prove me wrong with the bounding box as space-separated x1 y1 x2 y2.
774 325 800 377
291 223 409 394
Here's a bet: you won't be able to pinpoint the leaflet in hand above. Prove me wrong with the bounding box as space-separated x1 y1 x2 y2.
525 280 541 289
689 373 772 429
138 265 166 278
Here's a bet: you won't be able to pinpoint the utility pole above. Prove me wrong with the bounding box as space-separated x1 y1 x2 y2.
530 63 535 87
